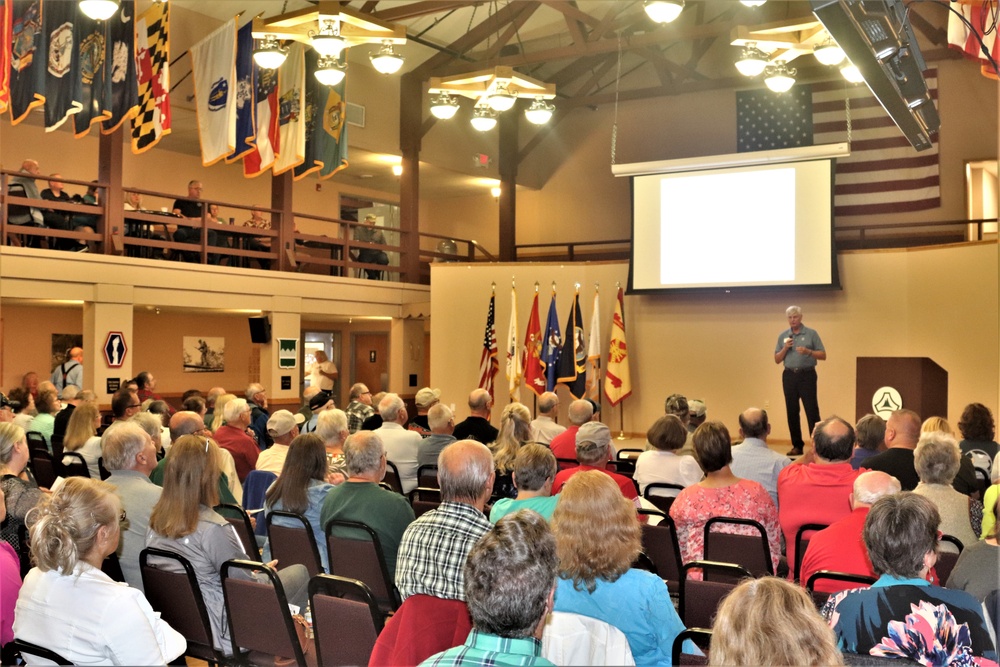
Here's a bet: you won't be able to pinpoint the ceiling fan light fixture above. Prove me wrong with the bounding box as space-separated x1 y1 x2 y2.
524 98 554 125
253 36 288 70
430 92 460 120
470 108 498 131
763 60 796 93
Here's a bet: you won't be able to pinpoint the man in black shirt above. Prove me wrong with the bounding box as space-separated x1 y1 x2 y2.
171 180 222 263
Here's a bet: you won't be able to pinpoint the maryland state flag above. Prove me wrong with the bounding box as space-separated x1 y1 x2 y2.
72 10 110 137
8 0 45 124
243 59 279 177
0 0 13 115
477 293 498 401
541 293 562 392
132 0 170 153
102 0 138 134
272 42 305 175
226 19 254 162
522 291 545 397
604 287 632 407
556 292 586 399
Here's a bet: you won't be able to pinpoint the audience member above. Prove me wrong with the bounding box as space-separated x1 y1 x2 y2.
171 180 222 262
149 412 239 506
61 401 103 478
921 415 955 437
0 424 42 557
8 388 35 431
344 383 375 433
21 371 40 403
420 511 558 667
375 393 422 494
634 414 702 499
663 393 695 456
299 386 322 422
39 174 76 250
130 412 166 458
552 471 692 665
548 399 594 463
408 387 440 436
489 444 559 523
50 346 84 392
320 431 415 578
102 422 162 592
913 431 982 551
0 487 20 649
947 493 999 602
420 403 457 468
710 577 844 666
396 440 494 601
778 415 866 570
670 421 781 574
69 181 99 248
211 392 237 433
15 477 186 664
302 391 334 434
822 493 996 662
135 372 169 410
182 395 207 421
729 407 788 507
29 389 59 451
256 410 304 475
203 386 226 428
851 413 886 469
362 391 388 431
143 400 172 450
9 160 44 240
308 350 338 393
314 408 350 483
355 213 390 279
246 383 271 448
452 388 498 444
529 392 565 445
263 433 335 570
213 398 259 482
958 402 998 476
688 399 707 432
799 471 902 594
491 402 532 499
110 389 142 426
553 422 638 505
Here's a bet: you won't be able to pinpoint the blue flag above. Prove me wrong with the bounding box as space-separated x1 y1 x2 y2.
226 20 254 162
556 292 586 399
101 0 138 134
541 294 562 392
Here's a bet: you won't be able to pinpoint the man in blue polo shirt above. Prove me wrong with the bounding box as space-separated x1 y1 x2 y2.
774 305 826 456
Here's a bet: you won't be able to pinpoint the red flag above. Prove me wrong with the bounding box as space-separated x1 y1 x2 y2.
477 293 498 400
0 0 12 115
243 62 279 177
604 287 632 407
523 292 545 397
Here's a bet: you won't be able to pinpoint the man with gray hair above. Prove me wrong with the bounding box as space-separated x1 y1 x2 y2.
549 399 595 462
774 305 826 456
419 403 456 468
396 440 495 601
731 407 789 508
420 511 558 667
148 410 242 504
453 388 498 444
246 382 270 448
345 383 375 433
103 422 162 592
375 393 422 494
530 391 565 446
213 398 259 482
798 470 901 593
551 422 639 505
320 431 415 578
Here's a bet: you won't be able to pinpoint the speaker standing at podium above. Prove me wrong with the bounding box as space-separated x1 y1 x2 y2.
774 305 826 457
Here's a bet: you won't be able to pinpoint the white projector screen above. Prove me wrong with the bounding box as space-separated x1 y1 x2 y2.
628 157 838 293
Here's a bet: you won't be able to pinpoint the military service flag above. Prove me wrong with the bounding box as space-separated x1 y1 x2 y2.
8 0 45 124
556 292 586 399
101 0 138 134
541 293 562 393
585 290 601 403
522 291 545 397
604 287 632 407
72 11 110 137
243 58 279 177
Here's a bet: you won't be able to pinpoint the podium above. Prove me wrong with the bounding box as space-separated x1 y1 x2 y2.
855 357 948 421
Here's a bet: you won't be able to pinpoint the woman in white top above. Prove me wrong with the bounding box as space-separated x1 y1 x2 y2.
13 477 186 665
634 414 703 496
61 402 104 479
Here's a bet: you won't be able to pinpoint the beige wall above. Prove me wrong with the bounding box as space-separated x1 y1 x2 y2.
430 243 998 444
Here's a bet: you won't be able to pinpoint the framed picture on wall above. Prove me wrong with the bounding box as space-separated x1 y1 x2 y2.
183 336 225 372
51 334 83 371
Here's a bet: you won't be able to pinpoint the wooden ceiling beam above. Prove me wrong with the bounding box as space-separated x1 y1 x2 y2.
571 54 619 97
563 12 587 46
412 2 533 77
538 1 602 29
483 3 541 60
549 53 609 87
360 1 379 13
371 1 480 22
636 47 677 89
589 3 639 43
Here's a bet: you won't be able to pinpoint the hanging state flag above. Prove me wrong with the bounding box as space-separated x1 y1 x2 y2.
243 60 279 177
294 48 323 180
585 290 601 403
317 70 349 177
541 294 562 393
0 0 13 115
604 287 632 407
477 293 498 401
191 17 237 166
43 0 81 131
226 20 254 162
523 291 545 397
72 11 110 137
505 286 521 402
948 2 998 80
272 42 305 175
131 0 170 154
556 292 586 399
101 0 138 134
8 0 45 125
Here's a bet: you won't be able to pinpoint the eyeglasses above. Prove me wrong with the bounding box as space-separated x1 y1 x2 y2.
128 404 141 409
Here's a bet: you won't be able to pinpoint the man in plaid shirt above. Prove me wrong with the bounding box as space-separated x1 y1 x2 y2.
345 383 375 433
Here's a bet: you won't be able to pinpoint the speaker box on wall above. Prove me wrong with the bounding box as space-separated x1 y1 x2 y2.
248 316 271 344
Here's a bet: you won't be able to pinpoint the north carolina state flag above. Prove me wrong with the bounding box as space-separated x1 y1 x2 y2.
243 59 279 177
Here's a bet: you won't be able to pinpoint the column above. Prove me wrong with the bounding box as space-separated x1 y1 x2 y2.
388 318 425 395
260 298 302 405
84 284 135 404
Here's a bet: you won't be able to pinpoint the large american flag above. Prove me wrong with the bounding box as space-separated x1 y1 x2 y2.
477 293 498 400
737 71 939 217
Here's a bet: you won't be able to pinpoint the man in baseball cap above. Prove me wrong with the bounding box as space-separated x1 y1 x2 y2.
256 410 305 474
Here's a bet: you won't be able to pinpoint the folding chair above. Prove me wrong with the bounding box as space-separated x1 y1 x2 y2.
411 487 442 518
11 639 73 665
678 561 751 628
25 431 48 455
643 483 685 514
221 559 306 666
214 502 261 561
637 509 684 594
325 518 401 615
703 516 774 578
672 628 712 666
266 510 324 577
793 522 829 582
101 552 125 582
936 535 964 584
615 448 643 474
805 570 877 608
60 451 90 478
97 456 111 480
416 464 439 489
241 469 277 538
28 449 57 489
383 460 405 495
310 574 384 667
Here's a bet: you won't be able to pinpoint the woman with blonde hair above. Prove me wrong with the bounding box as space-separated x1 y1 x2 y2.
552 470 691 665
0 423 44 555
211 393 238 434
13 477 185 665
921 416 954 436
146 435 308 654
490 402 532 499
710 577 843 666
62 401 103 478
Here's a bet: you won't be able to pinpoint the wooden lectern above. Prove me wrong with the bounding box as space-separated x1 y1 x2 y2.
855 357 948 422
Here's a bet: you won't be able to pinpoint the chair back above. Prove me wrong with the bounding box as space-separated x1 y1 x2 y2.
16 524 30 579
309 574 384 667
28 449 57 488
97 456 111 480
6 182 33 225
241 469 276 537
49 434 64 460
59 451 90 478
703 517 773 578
638 509 684 593
101 552 125 582
221 559 306 665
643 483 685 513
25 431 48 454
411 487 442 518
556 457 577 471
140 547 227 664
805 570 877 608
267 510 324 577
541 612 635 666
794 522 829 582
11 639 73 665
416 464 439 489
936 535 964 584
679 561 752 628
672 628 713 666
383 460 405 495
615 448 643 474
214 503 261 561
325 518 400 613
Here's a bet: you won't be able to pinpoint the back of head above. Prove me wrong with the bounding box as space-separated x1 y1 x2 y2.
344 431 384 478
266 433 328 513
958 403 995 442
647 414 688 451
245 383 264 402
920 416 953 437
738 408 769 440
575 422 611 465
914 431 961 485
378 393 405 422
212 393 238 430
130 412 164 448
813 416 855 462
428 403 454 432
316 409 348 443
710 577 844 666
863 492 940 579
855 414 886 452
852 470 902 505
149 435 221 539
537 392 559 415
28 477 120 573
566 399 594 426
37 389 60 414
464 510 557 638
494 403 532 472
439 439 493 503
888 409 922 447
692 421 732 473
63 402 99 450
513 444 557 492
136 371 152 389
468 388 491 413
169 410 206 442
102 422 150 471
223 398 249 424
111 390 134 418
551 470 640 592
0 423 26 465
183 396 206 414
664 394 689 423
60 385 80 401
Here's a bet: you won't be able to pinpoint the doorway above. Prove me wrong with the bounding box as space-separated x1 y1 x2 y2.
965 159 998 240
352 332 389 396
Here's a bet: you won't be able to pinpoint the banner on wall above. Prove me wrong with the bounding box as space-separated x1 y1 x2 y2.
190 17 237 166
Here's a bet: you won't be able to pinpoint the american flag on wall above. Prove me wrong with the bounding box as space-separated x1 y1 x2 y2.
737 71 939 217
477 293 498 401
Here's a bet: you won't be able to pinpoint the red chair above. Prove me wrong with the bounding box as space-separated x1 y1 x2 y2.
637 509 684 594
370 594 473 667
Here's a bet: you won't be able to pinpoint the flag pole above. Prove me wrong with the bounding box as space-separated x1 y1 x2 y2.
617 402 626 440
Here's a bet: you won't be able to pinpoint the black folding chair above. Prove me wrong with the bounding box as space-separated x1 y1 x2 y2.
805 570 877 608
60 451 90 478
325 518 401 615
794 522 829 582
310 574 384 667
416 464 439 489
643 482 685 513
221 559 305 666
671 628 712 666
266 509 324 577
637 508 684 594
12 639 73 665
383 460 405 495
703 516 774 579
28 449 58 489
26 431 48 454
678 561 752 628
214 502 261 561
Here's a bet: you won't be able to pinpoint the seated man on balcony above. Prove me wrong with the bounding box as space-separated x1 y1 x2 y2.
354 213 389 279
171 180 222 264
69 181 100 252
9 159 45 247
40 173 85 251
241 206 271 270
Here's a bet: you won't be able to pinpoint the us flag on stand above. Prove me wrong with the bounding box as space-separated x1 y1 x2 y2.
477 293 498 401
737 73 940 217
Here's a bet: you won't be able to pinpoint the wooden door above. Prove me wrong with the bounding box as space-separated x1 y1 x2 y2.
352 333 388 393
